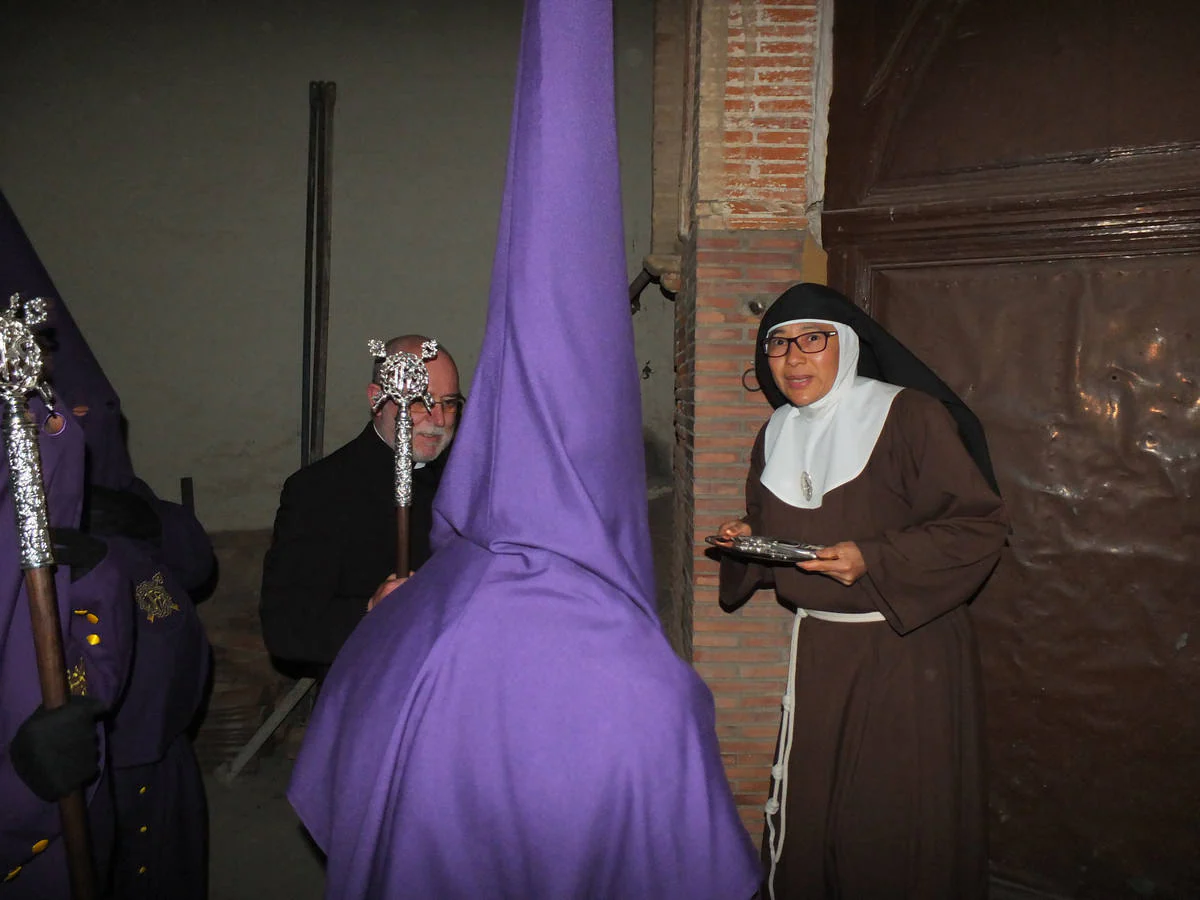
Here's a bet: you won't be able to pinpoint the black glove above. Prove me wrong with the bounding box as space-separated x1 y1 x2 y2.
49 528 108 582
83 485 161 542
9 696 107 802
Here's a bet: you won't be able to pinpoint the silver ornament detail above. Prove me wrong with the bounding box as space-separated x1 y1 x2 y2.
800 471 813 502
368 338 440 507
1 294 57 569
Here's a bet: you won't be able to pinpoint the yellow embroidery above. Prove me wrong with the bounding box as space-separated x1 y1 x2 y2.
67 658 88 696
135 572 179 623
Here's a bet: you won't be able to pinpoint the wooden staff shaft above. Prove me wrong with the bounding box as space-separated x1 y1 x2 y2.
24 565 96 900
396 505 411 579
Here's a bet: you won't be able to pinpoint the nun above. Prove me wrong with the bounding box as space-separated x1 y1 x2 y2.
715 282 1009 899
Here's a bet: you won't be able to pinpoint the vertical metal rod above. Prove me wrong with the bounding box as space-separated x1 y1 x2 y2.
223 80 337 784
300 82 321 469
309 82 336 464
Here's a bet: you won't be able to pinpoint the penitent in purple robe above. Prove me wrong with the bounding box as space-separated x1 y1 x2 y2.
1 193 212 897
0 407 134 898
287 1 761 897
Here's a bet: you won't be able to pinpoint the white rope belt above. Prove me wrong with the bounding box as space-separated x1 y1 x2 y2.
764 607 886 900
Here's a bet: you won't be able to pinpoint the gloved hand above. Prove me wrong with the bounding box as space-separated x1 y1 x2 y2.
83 485 161 542
9 696 107 802
49 528 108 582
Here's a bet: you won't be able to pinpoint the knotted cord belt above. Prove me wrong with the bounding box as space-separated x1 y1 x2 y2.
765 607 886 900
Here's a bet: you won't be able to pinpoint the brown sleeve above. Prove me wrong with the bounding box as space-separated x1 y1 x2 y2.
719 425 775 612
856 392 1009 634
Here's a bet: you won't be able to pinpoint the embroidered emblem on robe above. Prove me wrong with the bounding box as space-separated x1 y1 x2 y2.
135 572 180 622
67 657 88 696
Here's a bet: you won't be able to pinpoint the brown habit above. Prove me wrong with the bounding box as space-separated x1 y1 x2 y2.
720 389 1008 899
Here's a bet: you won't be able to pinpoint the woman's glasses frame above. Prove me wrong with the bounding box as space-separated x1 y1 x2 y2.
762 331 838 357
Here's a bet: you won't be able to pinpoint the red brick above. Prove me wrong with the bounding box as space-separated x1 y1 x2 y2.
694 328 745 344
753 99 815 114
752 130 810 144
751 65 814 81
695 648 783 663
724 144 806 161
738 663 790 679
695 265 745 280
742 85 815 101
693 632 741 648
758 8 817 24
755 40 814 56
737 265 810 281
694 236 743 249
746 115 812 130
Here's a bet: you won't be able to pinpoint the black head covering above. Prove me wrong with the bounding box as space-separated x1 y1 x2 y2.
754 282 1000 495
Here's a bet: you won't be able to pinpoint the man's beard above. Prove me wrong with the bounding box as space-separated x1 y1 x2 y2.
412 426 453 463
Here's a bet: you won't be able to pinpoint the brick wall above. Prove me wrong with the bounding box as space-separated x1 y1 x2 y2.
673 0 825 837
688 231 809 836
701 0 816 231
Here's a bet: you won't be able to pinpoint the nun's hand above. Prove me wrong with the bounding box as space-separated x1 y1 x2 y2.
714 519 752 545
797 542 866 586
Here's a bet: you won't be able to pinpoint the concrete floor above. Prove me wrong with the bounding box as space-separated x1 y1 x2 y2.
203 756 1052 900
205 756 324 900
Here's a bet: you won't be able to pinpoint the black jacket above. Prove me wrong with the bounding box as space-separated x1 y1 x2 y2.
259 424 446 669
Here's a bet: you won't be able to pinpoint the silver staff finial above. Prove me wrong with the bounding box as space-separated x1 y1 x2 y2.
1 293 57 569
367 338 441 507
1 293 54 407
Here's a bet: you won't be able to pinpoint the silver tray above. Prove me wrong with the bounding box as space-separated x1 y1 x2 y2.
704 534 823 563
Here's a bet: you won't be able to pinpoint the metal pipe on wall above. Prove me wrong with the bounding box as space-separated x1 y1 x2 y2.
301 81 336 469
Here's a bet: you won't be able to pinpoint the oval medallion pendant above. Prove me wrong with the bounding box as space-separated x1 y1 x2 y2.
800 471 813 502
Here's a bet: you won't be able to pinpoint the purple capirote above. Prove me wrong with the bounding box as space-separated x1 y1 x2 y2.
286 0 762 897
0 190 134 490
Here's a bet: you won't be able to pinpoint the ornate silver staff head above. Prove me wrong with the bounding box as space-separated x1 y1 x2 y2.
368 338 440 507
1 293 57 569
0 293 54 408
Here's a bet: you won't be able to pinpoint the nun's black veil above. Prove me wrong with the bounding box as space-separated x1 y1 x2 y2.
753 282 1000 496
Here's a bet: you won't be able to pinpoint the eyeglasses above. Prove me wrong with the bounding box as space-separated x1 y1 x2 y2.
762 331 838 357
410 395 464 419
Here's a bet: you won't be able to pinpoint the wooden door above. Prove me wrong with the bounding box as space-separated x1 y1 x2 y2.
823 2 1200 896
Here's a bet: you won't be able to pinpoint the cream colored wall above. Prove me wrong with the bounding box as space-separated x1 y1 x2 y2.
0 0 665 529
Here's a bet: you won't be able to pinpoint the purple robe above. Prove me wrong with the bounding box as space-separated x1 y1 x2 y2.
104 538 209 900
0 407 133 898
1 194 212 897
288 1 762 897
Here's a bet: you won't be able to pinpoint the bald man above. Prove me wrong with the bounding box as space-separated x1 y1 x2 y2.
260 336 462 676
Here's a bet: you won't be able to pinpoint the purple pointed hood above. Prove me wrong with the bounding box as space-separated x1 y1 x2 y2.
0 190 134 489
428 2 655 617
288 1 760 896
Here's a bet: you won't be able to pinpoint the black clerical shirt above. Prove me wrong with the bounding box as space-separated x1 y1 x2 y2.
259 424 446 671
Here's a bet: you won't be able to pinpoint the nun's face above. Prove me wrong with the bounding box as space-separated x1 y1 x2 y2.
767 321 840 407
